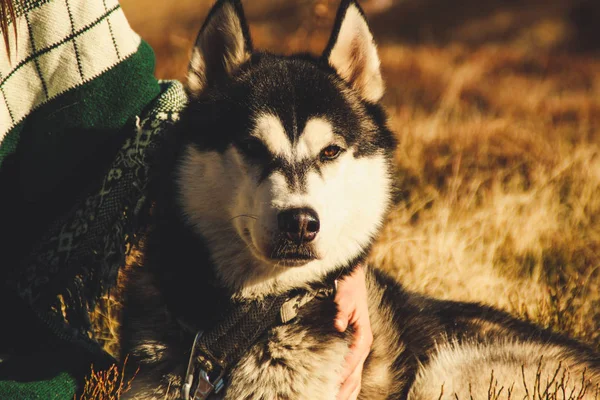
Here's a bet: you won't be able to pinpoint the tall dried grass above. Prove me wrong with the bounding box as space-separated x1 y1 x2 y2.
371 43 600 348
76 356 137 400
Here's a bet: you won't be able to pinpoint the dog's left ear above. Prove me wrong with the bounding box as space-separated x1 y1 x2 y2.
322 0 384 103
186 0 252 98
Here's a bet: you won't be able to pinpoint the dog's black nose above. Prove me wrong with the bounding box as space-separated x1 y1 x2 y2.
278 208 320 243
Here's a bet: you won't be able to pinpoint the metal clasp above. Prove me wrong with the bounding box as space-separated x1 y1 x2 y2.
181 332 225 400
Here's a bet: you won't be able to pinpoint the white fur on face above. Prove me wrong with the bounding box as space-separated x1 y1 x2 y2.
177 145 260 282
248 116 391 274
296 118 338 160
260 149 391 267
252 113 292 159
177 116 392 298
252 114 341 162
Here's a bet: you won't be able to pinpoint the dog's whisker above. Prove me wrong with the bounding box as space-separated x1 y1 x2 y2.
229 214 258 222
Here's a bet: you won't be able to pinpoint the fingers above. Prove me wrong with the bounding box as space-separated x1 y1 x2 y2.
340 323 372 382
335 316 349 332
334 265 366 333
350 382 361 400
334 298 351 332
334 282 355 332
336 358 363 400
333 265 372 400
350 384 360 400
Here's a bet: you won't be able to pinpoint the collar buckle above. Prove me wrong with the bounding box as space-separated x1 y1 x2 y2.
181 332 225 400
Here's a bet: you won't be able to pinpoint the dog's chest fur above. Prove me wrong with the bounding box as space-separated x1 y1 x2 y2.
120 261 354 400
225 322 349 399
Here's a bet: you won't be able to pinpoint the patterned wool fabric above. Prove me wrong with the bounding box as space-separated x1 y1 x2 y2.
0 0 188 398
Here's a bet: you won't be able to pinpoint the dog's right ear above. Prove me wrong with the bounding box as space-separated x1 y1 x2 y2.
186 0 252 98
322 0 383 103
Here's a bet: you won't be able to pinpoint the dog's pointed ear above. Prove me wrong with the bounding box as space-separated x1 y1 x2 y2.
322 0 384 103
186 0 252 98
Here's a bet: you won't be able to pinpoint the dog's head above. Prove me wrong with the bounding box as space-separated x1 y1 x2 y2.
176 0 396 297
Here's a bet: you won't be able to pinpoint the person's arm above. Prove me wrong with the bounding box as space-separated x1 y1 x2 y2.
333 264 374 400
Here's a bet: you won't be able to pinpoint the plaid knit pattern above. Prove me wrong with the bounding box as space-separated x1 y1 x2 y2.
0 0 140 143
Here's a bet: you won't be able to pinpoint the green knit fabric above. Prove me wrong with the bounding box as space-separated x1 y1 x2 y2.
14 40 160 199
0 122 22 165
0 330 87 399
0 0 161 181
0 358 79 400
0 372 77 400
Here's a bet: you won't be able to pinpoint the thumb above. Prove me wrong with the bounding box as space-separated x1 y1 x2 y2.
335 314 349 332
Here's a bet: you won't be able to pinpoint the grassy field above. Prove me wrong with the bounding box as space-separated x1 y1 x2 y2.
90 0 600 397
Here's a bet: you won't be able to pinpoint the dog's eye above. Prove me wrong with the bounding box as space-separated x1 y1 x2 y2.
320 145 343 161
239 138 268 159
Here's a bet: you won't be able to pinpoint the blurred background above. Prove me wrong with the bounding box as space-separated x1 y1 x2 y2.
117 0 600 350
121 0 600 79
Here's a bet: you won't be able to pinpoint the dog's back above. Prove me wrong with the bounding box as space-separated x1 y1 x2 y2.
365 270 600 398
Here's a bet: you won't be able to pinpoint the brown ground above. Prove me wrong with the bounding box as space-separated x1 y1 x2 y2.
89 0 600 397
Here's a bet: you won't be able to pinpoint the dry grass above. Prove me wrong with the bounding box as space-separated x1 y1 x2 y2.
87 0 600 397
370 42 600 348
436 361 600 399
437 375 600 399
77 356 137 400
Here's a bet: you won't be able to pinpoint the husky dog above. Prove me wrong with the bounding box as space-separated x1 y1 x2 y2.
120 0 600 398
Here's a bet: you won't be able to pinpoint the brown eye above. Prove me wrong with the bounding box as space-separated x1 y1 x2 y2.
320 145 343 161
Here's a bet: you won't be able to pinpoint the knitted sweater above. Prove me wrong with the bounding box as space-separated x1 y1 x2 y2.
0 1 187 398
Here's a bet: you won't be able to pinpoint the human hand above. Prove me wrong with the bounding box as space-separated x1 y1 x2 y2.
333 264 373 400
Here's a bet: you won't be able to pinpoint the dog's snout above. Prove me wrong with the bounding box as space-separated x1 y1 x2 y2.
277 208 320 243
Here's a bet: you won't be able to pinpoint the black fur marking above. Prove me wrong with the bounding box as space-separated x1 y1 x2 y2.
197 0 253 52
256 152 340 192
180 53 395 160
187 0 253 98
258 158 311 192
269 237 318 261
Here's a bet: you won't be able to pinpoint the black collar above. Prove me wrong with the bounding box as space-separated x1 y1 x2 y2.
179 285 336 400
